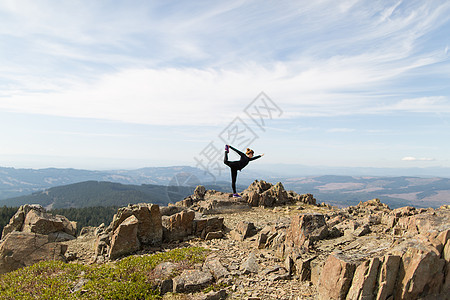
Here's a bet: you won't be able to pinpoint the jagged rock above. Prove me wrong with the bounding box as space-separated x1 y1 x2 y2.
176 197 194 208
172 269 213 293
201 289 227 300
204 258 229 280
346 257 380 300
395 246 446 299
437 229 450 247
18 208 76 237
230 221 256 241
1 204 45 238
245 180 273 194
205 231 223 240
110 203 162 246
286 213 328 249
353 224 371 237
151 262 179 295
21 209 65 234
256 231 268 249
48 231 76 242
268 271 290 281
193 185 206 200
317 253 356 300
240 252 259 274
246 191 260 207
294 193 316 205
108 215 140 260
310 259 324 286
294 256 315 281
392 206 417 218
163 210 195 242
160 205 183 216
284 255 293 275
0 232 67 274
358 198 390 210
193 198 250 214
79 226 95 237
261 264 283 275
376 255 401 300
260 182 290 207
194 217 224 239
444 240 450 261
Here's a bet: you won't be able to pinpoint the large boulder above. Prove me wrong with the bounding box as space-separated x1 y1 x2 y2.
162 210 195 242
108 215 140 260
286 213 329 249
193 185 206 200
345 257 380 300
2 204 76 239
0 232 67 274
230 221 256 241
193 217 224 239
22 210 64 235
317 253 356 300
376 255 401 300
172 269 213 293
110 203 162 246
1 204 45 238
395 246 446 299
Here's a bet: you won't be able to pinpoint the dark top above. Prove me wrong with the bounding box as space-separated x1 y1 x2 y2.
229 145 261 170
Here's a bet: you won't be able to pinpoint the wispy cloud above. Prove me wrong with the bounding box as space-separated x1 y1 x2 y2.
0 0 449 126
327 128 356 133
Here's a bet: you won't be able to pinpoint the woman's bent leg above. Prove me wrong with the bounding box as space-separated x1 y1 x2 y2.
224 151 230 166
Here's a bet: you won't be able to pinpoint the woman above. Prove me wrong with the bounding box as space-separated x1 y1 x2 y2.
223 145 264 197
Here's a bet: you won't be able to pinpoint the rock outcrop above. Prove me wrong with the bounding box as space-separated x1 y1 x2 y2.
0 232 68 274
94 203 224 261
2 204 76 239
175 182 318 214
0 204 77 274
243 180 317 207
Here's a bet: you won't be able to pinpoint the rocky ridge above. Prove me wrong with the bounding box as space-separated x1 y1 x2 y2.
0 180 449 299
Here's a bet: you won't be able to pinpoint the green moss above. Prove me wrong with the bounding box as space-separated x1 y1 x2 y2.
0 247 209 299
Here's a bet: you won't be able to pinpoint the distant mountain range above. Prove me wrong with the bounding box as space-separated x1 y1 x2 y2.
282 175 450 208
0 166 221 200
1 166 450 209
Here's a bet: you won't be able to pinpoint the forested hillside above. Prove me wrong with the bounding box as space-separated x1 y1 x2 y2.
0 180 241 209
0 181 190 208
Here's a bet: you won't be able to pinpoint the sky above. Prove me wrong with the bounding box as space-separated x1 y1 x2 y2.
0 0 450 174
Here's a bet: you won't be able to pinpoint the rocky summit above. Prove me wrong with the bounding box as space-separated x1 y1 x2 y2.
0 180 449 299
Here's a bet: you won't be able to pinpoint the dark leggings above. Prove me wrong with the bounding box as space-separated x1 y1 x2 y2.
224 151 239 194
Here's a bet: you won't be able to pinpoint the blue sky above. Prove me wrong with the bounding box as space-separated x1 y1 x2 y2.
0 0 449 172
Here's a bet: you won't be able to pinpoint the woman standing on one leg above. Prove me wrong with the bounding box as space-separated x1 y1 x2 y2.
223 145 264 197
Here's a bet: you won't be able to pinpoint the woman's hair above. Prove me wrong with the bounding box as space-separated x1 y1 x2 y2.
246 148 254 156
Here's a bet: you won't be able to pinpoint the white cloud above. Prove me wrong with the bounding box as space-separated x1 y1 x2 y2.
402 157 436 161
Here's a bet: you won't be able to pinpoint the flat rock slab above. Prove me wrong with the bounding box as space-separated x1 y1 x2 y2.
173 269 213 293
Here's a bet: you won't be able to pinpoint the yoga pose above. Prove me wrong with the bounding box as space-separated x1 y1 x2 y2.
224 145 264 197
